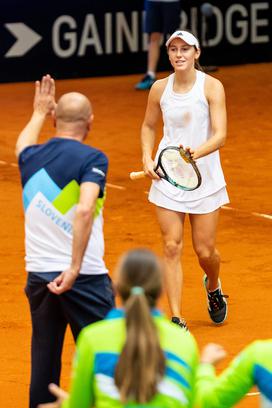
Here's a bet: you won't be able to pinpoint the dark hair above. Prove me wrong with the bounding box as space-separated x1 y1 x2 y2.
114 249 165 403
192 44 203 71
194 57 203 71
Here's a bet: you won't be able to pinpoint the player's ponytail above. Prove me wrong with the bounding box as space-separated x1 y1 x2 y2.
114 249 165 403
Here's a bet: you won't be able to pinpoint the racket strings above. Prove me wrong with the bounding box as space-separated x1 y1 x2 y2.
161 150 198 189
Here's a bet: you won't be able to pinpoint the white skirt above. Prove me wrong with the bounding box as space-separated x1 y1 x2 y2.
148 185 229 214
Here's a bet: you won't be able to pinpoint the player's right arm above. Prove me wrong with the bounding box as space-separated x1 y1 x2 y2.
15 74 56 157
195 343 255 407
141 79 166 179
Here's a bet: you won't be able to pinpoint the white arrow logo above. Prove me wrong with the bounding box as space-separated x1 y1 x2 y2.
4 23 42 58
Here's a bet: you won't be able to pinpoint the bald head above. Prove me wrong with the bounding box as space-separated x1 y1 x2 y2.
54 92 93 140
55 92 92 124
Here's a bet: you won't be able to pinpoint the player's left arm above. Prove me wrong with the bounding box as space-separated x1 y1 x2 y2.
47 181 100 295
15 74 56 158
190 76 227 160
47 150 108 295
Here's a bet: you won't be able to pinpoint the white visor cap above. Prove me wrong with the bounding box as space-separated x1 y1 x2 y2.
166 30 200 49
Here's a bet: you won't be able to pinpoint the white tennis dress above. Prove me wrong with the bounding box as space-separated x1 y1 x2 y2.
148 70 229 213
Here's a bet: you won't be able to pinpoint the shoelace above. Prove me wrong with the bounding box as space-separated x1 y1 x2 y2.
208 290 229 311
179 318 189 331
172 317 189 331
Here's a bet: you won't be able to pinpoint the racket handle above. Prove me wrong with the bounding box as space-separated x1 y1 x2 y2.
130 171 146 180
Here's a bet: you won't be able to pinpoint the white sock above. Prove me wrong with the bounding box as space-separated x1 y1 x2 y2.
147 71 155 78
209 286 220 293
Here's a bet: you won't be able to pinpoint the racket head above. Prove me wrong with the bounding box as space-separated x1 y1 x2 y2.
155 146 202 191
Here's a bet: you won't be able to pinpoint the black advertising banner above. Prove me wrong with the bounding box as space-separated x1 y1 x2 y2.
1 0 271 82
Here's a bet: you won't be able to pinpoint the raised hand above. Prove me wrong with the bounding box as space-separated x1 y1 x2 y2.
15 74 57 157
33 74 56 116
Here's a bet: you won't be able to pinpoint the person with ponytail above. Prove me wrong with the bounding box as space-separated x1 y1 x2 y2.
38 248 199 407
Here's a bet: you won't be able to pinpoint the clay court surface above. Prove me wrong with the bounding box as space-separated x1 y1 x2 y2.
0 63 271 407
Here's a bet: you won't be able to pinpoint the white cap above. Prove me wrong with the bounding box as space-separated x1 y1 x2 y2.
165 30 200 49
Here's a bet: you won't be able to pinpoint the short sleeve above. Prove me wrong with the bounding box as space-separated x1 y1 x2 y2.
80 150 108 198
18 145 40 167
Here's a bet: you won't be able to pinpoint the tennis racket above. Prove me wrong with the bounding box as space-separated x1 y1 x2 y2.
130 146 202 191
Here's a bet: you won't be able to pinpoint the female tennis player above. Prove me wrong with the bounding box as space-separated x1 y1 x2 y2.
141 30 229 329
38 249 200 407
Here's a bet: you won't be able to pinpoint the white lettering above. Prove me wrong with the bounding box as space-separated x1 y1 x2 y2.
105 13 112 54
116 11 138 53
204 6 224 47
52 15 77 58
78 14 103 56
190 7 198 37
50 5 270 58
226 5 248 45
180 10 188 30
142 11 149 51
251 3 269 43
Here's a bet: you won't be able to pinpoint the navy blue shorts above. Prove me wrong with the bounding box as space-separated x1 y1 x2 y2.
25 272 115 339
144 1 182 34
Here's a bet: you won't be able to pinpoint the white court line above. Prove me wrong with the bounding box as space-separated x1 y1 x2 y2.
252 212 272 220
0 160 271 220
106 182 126 190
246 392 260 396
222 205 272 220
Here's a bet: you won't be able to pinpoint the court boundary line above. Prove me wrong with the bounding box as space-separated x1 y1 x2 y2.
1 160 271 221
246 392 260 396
221 205 272 220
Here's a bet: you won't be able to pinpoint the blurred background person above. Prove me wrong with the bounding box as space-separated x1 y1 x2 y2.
135 0 182 90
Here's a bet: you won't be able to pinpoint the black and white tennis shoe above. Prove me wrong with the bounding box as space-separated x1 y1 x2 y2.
203 275 229 324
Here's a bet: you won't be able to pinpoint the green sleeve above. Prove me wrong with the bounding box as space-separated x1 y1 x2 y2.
62 328 95 408
195 343 256 408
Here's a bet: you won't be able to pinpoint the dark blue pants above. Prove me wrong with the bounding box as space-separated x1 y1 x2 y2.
25 272 115 408
144 0 181 34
